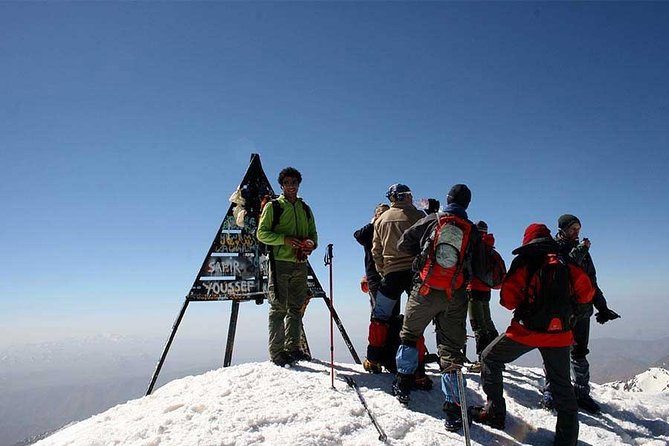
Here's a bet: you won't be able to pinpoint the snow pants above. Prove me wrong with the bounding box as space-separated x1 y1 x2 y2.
267 260 308 360
481 335 579 446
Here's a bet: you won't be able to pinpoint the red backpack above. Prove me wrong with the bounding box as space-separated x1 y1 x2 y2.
418 214 472 299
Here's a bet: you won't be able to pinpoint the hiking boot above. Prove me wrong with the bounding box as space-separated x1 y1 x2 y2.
413 374 433 391
577 393 601 414
443 402 463 432
469 405 506 430
392 373 413 405
287 350 311 363
539 392 555 411
271 351 293 367
363 358 383 374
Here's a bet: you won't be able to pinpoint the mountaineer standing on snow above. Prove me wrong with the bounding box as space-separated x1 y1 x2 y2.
469 223 595 446
354 203 390 309
540 214 621 414
393 184 491 432
363 184 424 374
466 220 504 372
257 167 318 367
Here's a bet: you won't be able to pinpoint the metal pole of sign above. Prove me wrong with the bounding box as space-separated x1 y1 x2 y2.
223 300 241 367
324 244 335 388
146 298 190 396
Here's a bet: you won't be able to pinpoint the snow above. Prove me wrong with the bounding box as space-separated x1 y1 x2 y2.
604 367 669 393
34 361 669 446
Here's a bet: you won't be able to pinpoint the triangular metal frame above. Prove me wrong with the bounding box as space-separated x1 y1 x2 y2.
146 154 359 396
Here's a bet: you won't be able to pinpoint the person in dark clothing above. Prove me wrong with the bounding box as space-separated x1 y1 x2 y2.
469 223 595 446
467 220 501 372
393 184 488 432
425 198 440 215
541 214 620 414
354 203 390 308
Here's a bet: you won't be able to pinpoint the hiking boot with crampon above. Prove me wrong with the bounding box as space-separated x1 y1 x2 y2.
392 373 413 405
413 374 433 391
469 405 506 430
539 392 555 411
363 358 383 374
443 402 463 432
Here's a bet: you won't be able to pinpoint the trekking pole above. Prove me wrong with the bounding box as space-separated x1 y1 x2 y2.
456 367 472 446
324 243 335 389
344 376 388 442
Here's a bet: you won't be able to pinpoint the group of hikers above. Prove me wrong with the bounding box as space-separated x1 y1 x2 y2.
256 166 620 446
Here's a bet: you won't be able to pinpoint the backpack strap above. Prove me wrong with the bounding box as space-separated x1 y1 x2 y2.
271 200 283 231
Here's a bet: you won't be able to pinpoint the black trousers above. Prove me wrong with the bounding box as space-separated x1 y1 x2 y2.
481 335 579 446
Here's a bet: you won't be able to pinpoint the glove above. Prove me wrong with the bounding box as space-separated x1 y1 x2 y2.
360 276 369 294
595 308 621 324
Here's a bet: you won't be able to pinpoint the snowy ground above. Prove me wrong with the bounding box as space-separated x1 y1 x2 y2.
34 360 669 446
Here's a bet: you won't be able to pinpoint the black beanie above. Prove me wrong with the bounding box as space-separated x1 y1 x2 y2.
447 184 471 209
558 214 581 231
476 220 488 232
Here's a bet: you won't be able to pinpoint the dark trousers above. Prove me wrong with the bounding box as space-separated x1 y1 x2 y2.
481 335 579 446
545 316 592 397
468 290 499 356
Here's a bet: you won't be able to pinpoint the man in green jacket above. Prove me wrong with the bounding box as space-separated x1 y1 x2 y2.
257 167 318 367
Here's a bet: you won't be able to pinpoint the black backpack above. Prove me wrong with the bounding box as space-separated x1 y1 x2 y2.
516 254 576 333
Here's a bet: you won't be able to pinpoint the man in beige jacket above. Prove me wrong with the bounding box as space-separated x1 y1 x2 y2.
363 184 424 374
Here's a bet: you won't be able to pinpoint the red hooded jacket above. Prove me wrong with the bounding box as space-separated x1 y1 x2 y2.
500 257 595 347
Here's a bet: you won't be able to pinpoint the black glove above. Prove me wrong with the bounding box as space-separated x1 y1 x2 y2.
595 308 621 324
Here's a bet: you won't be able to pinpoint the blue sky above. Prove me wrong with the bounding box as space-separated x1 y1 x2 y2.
1 3 668 354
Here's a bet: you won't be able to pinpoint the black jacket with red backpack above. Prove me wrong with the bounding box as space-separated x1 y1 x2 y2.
397 203 488 290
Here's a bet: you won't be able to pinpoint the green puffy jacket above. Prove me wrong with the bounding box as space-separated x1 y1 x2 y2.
256 195 318 262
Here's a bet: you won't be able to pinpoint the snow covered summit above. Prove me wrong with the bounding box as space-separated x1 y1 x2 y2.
605 367 669 393
35 360 669 446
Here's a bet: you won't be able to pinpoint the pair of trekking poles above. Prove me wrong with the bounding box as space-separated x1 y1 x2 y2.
324 244 471 445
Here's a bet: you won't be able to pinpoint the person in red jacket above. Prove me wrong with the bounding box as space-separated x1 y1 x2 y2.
469 223 595 446
466 220 501 371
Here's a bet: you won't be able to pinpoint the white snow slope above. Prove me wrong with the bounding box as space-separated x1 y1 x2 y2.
35 360 669 446
605 367 669 393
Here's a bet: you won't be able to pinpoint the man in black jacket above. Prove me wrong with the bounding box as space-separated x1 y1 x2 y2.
541 214 620 414
354 203 390 308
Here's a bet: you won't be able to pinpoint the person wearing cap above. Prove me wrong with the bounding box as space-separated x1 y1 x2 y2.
393 184 488 431
466 220 502 371
364 184 424 375
468 223 595 446
541 214 621 414
257 167 318 367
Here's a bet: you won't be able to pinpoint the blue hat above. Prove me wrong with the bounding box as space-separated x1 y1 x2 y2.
386 183 412 201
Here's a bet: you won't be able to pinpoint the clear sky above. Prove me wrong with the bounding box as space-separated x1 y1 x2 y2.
1 3 668 354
